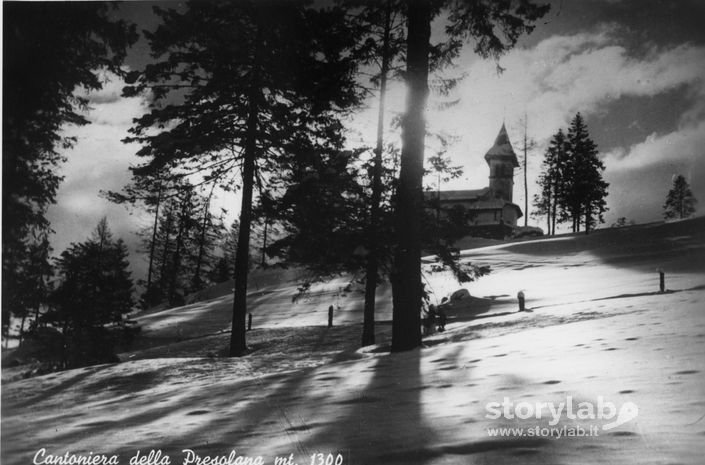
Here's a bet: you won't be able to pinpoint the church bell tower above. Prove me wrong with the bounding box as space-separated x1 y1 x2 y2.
484 123 519 202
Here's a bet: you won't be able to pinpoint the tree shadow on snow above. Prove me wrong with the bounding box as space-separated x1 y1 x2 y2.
302 347 436 465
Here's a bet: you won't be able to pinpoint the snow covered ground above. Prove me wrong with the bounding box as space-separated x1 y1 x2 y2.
2 218 704 465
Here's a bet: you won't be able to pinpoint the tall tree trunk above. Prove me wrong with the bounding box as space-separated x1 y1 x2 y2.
551 196 556 235
551 181 557 235
169 193 189 304
261 218 268 267
584 202 591 235
436 172 441 230
230 24 262 356
146 184 162 298
546 194 551 235
193 183 215 289
523 116 529 227
159 212 173 293
362 0 392 348
18 313 26 346
390 0 430 352
229 106 257 356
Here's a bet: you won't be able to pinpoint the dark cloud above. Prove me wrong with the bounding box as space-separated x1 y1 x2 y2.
586 84 694 153
522 0 705 51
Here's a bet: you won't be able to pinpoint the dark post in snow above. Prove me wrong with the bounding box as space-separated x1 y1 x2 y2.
328 305 334 328
517 291 526 312
658 268 665 293
247 313 252 331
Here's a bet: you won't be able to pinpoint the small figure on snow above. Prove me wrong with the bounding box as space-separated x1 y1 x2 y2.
436 304 447 332
517 290 525 312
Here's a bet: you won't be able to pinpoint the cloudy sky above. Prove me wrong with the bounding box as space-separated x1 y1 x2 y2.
42 0 705 279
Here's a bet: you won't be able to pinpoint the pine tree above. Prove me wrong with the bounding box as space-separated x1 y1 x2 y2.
267 147 368 277
108 172 225 307
2 2 135 342
123 2 360 356
167 189 194 306
535 115 608 235
390 0 550 352
345 0 407 348
191 184 223 292
133 184 225 307
209 221 240 284
105 170 172 304
427 147 464 228
287 0 464 348
390 0 431 352
11 235 53 345
534 129 568 235
664 175 697 219
564 113 608 234
48 218 134 367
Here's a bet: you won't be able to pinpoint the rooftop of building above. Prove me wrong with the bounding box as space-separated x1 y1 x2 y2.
484 123 519 168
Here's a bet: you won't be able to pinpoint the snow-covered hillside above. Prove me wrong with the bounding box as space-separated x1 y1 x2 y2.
3 218 704 465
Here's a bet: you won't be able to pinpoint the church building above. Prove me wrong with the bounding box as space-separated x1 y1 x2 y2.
432 123 523 239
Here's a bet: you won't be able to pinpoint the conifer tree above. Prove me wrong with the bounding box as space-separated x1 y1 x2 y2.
105 170 171 304
132 184 225 307
48 218 134 367
290 0 463 348
564 113 608 233
426 143 464 227
122 1 360 356
390 0 550 351
266 140 370 275
11 235 53 345
2 2 135 342
533 129 567 235
535 115 608 235
345 0 407 347
664 175 697 219
209 221 240 284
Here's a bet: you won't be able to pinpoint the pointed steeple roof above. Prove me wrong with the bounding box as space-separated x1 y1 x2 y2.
484 123 519 168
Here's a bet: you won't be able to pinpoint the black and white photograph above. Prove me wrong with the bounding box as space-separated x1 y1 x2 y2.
2 1 704 464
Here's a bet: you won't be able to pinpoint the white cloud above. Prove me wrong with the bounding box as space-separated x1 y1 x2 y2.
77 71 150 126
603 120 705 170
416 25 705 226
47 74 150 271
